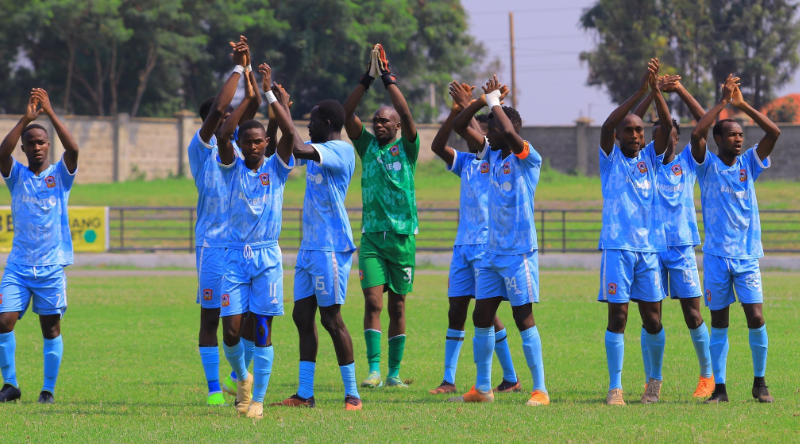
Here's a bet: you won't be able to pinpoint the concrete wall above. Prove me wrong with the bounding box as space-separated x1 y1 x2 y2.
2 113 799 182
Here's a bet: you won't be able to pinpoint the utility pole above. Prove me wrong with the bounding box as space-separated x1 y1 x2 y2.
509 11 517 109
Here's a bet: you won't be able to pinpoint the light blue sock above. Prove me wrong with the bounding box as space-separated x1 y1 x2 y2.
0 332 17 387
222 340 248 381
689 323 712 378
297 361 315 399
340 363 359 398
199 346 221 394
251 346 274 403
494 328 517 384
520 326 546 393
709 327 729 384
748 324 768 378
242 338 256 371
473 327 494 392
605 330 624 390
443 329 465 384
645 328 665 381
42 335 63 394
640 327 651 384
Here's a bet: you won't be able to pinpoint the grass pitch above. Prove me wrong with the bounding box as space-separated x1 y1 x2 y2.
3 271 799 442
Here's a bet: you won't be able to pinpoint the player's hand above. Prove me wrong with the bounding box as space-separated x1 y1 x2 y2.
720 74 740 104
259 63 272 93
31 88 53 115
640 58 658 93
449 81 474 111
359 45 379 89
375 44 397 88
658 74 681 92
482 74 503 95
730 85 747 109
239 36 250 67
271 82 291 109
499 84 510 104
230 40 248 66
23 95 41 122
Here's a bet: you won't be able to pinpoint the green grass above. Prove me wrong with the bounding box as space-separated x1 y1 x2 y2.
3 271 799 442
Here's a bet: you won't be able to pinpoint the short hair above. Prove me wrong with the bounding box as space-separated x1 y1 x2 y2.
474 114 489 124
237 119 265 138
488 106 522 127
652 118 680 136
713 119 739 138
315 100 345 132
198 96 216 122
21 124 47 141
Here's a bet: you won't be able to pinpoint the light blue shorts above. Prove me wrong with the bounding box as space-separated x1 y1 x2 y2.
0 263 67 319
294 249 353 307
476 251 539 306
659 245 702 299
703 253 763 311
221 245 284 317
598 250 665 304
448 244 486 298
196 246 225 309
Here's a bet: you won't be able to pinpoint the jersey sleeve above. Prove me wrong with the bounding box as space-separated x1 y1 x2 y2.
352 125 374 159
447 150 470 176
56 156 78 190
217 154 238 185
400 132 421 165
271 152 295 184
516 141 543 169
642 141 663 171
188 131 215 180
1 158 20 193
598 145 615 176
745 145 770 182
476 137 490 160
313 141 351 174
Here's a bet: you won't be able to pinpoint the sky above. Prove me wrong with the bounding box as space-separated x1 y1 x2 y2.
460 0 800 125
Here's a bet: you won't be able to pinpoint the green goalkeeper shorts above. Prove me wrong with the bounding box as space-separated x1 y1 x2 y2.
358 231 416 294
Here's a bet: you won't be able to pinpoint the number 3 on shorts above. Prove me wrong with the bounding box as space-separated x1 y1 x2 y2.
403 267 413 283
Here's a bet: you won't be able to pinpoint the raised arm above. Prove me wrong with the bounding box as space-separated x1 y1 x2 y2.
240 40 263 123
376 44 416 142
600 58 658 154
343 45 378 140
431 103 461 167
218 63 257 165
651 74 673 156
632 75 681 119
691 74 738 163
674 83 705 121
32 88 78 173
0 95 40 177
270 82 317 162
730 86 781 160
269 82 295 166
451 81 487 152
483 75 525 154
199 40 248 144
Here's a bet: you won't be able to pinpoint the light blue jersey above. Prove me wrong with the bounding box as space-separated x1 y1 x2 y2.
188 131 241 248
2 157 76 266
658 146 701 247
695 146 769 259
598 142 666 252
298 140 356 252
218 154 294 250
448 150 490 246
486 142 542 255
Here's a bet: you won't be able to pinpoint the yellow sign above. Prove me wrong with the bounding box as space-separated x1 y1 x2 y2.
0 206 108 253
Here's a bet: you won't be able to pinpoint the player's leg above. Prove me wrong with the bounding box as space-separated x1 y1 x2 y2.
384 232 415 388
359 232 388 388
319 304 362 410
732 259 772 402
220 250 254 411
599 249 634 405
0 264 28 402
493 316 521 393
431 245 472 394
632 252 666 404
196 246 228 405
679 297 714 397
37 314 61 404
30 264 68 404
703 253 735 403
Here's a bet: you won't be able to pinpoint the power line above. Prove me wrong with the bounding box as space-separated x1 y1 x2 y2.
469 7 585 15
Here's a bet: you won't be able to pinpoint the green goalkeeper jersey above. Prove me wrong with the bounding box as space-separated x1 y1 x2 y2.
352 125 419 234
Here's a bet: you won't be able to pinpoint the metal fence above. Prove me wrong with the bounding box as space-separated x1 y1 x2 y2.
107 207 800 253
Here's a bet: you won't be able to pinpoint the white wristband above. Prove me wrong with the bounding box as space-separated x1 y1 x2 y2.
486 90 502 109
233 65 245 75
245 64 252 73
265 91 277 104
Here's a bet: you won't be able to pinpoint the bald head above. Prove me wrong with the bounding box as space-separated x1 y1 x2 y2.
372 106 401 145
616 114 644 133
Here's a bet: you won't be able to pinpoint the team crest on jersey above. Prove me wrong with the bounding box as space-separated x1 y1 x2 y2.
259 173 270 186
221 294 230 307
45 175 56 188
203 289 213 301
637 162 648 173
608 283 617 295
671 165 682 176
503 162 511 174
480 162 489 174
739 169 747 182
359 270 364 281
706 289 712 302
390 145 400 156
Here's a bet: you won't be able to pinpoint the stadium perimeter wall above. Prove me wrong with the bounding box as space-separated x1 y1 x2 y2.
3 113 800 183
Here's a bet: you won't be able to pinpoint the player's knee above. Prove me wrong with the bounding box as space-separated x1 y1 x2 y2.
447 305 468 327
709 310 729 329
320 311 344 334
683 309 703 330
292 306 314 332
0 314 16 334
607 310 627 333
255 315 271 347
746 312 765 329
472 310 493 329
